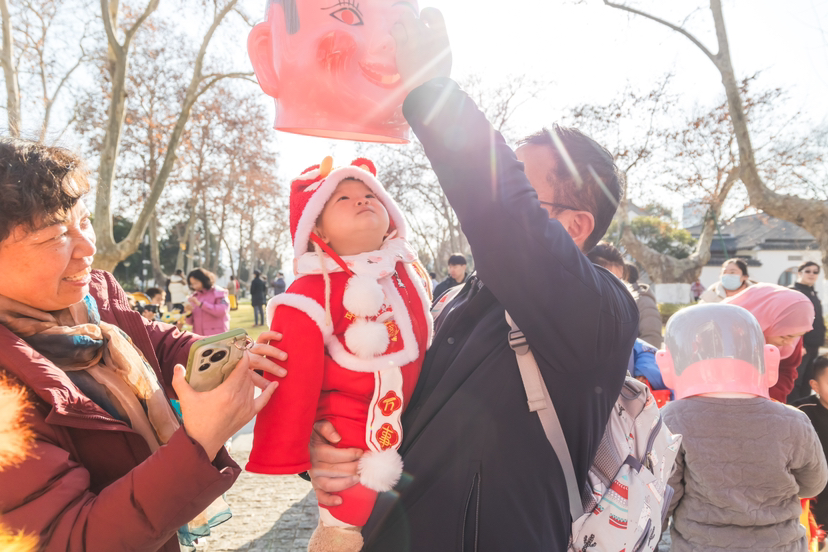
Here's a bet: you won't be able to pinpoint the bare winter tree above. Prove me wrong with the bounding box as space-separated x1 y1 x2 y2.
91 0 253 271
0 0 93 138
603 0 828 280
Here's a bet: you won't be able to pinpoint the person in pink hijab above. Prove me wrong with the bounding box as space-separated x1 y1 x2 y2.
723 282 815 401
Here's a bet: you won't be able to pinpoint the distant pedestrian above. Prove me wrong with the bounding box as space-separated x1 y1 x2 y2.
660 303 827 552
789 261 826 403
168 269 189 311
700 258 751 303
690 279 704 302
432 254 467 299
251 270 267 327
228 275 239 311
272 272 286 296
185 268 230 336
624 262 662 349
428 271 438 292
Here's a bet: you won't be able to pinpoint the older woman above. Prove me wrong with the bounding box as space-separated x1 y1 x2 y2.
0 139 286 551
700 258 752 303
185 267 230 336
723 283 815 402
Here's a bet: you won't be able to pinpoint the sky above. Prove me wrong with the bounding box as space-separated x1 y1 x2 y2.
250 0 828 189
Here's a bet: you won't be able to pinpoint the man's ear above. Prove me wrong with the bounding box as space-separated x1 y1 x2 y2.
810 379 820 395
248 21 280 98
560 210 595 250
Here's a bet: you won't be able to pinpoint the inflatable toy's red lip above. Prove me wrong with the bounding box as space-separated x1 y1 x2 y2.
359 61 401 87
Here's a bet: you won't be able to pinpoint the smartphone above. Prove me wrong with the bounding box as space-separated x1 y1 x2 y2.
185 329 250 392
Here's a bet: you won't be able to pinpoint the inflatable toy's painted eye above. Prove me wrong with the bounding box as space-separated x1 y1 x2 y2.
330 7 363 26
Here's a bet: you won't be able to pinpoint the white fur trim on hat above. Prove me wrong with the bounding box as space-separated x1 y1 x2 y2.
292 165 408 258
343 275 385 317
358 449 404 492
344 319 390 359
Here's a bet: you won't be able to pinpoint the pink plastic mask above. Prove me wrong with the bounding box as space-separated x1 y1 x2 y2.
248 0 419 144
656 303 781 399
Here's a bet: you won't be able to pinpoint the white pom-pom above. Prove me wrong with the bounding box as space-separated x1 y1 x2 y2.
358 449 403 492
344 319 389 358
343 275 384 317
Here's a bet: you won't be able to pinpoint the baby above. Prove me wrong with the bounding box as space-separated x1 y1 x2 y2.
657 303 827 552
247 157 433 552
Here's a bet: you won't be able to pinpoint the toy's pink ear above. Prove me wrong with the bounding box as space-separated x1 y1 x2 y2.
248 22 280 98
656 350 676 390
764 344 780 388
351 158 377 176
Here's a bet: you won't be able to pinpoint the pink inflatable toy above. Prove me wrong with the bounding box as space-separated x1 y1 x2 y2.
248 0 419 143
656 303 781 400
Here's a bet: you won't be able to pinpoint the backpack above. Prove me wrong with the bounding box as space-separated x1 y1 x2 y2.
505 312 682 552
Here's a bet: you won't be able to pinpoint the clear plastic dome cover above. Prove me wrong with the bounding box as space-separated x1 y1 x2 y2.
657 303 780 399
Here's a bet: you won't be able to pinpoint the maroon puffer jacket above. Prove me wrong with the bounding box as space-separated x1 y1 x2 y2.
0 270 241 551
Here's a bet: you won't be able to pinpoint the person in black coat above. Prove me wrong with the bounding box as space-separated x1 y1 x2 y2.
307 10 638 552
250 271 267 327
432 254 467 299
789 261 827 403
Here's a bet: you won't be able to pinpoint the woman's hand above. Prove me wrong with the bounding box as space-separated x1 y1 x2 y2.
247 330 288 377
308 420 363 506
172 353 278 461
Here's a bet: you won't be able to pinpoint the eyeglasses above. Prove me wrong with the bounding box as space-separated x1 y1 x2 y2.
540 201 583 212
802 270 820 275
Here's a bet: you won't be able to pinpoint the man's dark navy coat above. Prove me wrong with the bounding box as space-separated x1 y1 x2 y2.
362 79 639 552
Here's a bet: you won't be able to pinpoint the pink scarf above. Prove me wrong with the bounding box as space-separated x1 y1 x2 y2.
723 283 815 358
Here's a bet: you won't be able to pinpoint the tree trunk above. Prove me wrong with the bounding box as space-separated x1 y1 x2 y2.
176 201 197 272
604 0 828 286
148 213 166 285
0 0 21 136
92 0 246 271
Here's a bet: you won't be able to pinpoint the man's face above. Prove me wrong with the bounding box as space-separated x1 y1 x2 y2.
448 263 466 282
516 143 594 250
250 0 419 142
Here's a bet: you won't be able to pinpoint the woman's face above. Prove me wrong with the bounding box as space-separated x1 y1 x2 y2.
189 278 204 292
721 262 747 282
0 202 96 311
766 333 805 348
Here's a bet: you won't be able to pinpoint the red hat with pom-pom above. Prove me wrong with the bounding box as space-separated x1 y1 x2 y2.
289 156 407 259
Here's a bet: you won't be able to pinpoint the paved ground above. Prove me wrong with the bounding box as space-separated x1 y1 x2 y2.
195 434 319 552
196 432 673 551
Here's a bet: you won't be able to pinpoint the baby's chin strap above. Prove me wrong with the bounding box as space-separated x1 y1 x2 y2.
310 234 354 327
310 234 354 276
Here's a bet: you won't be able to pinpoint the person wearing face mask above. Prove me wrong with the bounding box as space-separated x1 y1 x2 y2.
700 258 752 303
723 283 816 402
788 261 827 403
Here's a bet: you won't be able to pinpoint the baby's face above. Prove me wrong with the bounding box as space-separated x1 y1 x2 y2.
315 179 390 256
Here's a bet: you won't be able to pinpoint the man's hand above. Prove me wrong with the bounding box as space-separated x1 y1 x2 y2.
172 353 278 461
309 420 363 507
392 8 452 90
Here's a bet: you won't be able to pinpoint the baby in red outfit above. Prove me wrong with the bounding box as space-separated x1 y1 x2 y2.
247 157 433 551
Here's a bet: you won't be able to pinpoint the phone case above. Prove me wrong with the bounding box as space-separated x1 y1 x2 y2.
185 329 249 392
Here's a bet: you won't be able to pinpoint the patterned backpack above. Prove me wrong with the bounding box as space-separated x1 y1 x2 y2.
505 313 682 552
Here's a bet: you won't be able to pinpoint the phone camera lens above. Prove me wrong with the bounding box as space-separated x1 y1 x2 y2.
198 363 211 372
210 350 228 362
201 349 214 358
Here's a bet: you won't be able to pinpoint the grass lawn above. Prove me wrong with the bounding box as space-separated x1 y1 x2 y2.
228 299 268 342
